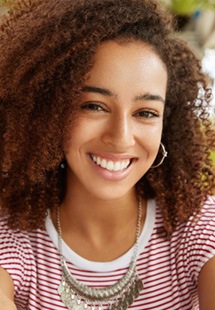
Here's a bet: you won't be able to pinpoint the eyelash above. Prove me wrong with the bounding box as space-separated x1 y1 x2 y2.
135 110 159 118
80 102 106 112
80 102 159 118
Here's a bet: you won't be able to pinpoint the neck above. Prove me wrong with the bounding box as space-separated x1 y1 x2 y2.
54 185 146 261
62 185 140 231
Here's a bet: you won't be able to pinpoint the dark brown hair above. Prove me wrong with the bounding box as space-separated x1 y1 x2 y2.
0 0 214 234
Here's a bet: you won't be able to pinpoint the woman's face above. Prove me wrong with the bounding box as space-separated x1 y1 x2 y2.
65 40 168 201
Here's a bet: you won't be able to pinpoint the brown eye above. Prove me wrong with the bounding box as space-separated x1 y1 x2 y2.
81 103 104 111
135 110 159 118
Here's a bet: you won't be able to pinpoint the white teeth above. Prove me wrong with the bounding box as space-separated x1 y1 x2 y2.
121 161 127 170
91 155 131 172
101 159 106 168
107 161 114 171
114 162 121 171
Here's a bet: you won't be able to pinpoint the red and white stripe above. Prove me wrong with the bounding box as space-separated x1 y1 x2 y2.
0 196 215 310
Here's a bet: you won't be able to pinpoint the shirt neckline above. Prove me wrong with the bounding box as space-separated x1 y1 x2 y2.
45 199 156 272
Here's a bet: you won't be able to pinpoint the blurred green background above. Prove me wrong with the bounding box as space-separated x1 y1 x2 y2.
162 0 215 15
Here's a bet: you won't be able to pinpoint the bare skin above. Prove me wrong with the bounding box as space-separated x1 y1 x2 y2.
198 256 215 310
54 192 147 262
0 267 16 310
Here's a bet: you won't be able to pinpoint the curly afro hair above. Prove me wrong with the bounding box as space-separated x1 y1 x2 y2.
0 0 214 234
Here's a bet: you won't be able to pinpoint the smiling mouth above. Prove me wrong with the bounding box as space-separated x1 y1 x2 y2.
90 154 133 172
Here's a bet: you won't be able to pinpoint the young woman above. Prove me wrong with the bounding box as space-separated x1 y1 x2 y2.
0 0 215 309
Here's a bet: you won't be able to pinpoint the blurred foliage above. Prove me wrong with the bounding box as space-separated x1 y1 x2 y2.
0 0 9 4
211 150 215 166
0 0 16 15
0 0 14 7
161 0 215 15
0 0 12 9
0 0 13 3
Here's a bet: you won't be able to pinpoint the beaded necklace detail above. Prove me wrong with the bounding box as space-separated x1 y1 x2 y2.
57 197 144 310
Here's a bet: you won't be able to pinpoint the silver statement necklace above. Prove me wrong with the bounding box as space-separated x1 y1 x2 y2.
57 196 144 310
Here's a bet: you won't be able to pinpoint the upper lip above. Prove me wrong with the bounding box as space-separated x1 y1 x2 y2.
88 152 136 162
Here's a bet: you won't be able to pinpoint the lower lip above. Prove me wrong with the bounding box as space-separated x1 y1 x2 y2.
89 156 135 181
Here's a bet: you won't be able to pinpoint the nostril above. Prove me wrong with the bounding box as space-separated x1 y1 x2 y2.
101 129 135 148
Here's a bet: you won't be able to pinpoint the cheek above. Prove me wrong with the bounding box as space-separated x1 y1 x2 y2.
63 124 79 155
64 121 91 155
137 122 163 144
137 127 163 161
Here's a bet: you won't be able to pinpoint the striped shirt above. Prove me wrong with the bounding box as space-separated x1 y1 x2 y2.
0 196 215 310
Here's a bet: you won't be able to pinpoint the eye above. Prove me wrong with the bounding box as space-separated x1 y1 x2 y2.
80 102 106 112
135 109 159 118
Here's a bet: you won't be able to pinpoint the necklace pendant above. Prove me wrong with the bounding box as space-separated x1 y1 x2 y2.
133 278 144 299
58 280 67 295
59 280 91 310
117 298 128 310
61 292 87 310
58 280 76 309
125 290 134 306
61 291 76 309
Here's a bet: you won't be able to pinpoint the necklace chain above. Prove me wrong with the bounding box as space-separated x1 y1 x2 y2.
57 196 143 309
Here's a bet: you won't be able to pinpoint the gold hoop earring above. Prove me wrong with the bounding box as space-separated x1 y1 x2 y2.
151 142 167 168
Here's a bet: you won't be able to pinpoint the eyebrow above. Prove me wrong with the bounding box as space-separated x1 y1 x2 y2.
82 85 165 104
135 93 165 104
82 86 115 97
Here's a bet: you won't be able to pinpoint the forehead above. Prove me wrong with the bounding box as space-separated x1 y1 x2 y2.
87 39 167 76
84 40 168 99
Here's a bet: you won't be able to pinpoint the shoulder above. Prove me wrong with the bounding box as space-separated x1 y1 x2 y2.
199 195 215 215
172 196 215 280
177 195 215 237
0 215 49 293
180 195 215 246
0 216 34 272
187 195 215 238
0 216 32 254
0 214 53 261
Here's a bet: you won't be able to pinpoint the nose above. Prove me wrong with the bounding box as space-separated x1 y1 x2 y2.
102 113 135 150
